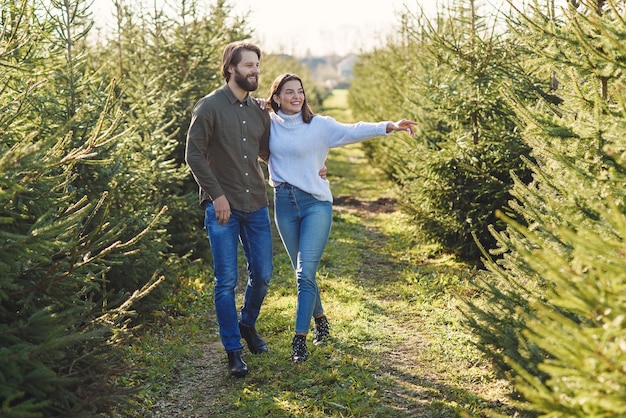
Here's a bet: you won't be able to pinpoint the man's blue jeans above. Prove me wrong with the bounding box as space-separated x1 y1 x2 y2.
273 183 332 334
204 204 273 352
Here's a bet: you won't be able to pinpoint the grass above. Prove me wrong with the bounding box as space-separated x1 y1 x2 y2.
321 89 354 122
125 90 522 418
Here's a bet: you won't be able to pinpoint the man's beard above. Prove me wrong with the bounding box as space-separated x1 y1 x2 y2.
234 68 258 92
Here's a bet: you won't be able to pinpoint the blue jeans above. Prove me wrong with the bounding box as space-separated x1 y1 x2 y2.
204 204 273 352
273 183 332 334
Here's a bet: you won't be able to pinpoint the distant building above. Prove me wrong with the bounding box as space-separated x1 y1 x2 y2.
337 54 358 79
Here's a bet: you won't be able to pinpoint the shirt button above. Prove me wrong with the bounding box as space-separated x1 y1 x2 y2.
243 138 247 141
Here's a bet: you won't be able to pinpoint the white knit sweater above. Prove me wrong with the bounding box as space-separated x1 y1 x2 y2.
268 110 389 202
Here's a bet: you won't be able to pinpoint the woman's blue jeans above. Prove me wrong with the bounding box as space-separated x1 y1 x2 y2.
204 204 273 352
273 183 332 334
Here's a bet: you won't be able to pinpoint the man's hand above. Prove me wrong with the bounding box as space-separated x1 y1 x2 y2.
213 195 231 226
319 165 327 180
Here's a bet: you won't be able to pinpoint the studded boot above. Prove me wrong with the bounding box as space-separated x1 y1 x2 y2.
312 315 330 346
291 334 308 363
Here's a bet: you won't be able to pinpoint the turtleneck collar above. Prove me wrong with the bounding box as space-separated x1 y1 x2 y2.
277 110 304 126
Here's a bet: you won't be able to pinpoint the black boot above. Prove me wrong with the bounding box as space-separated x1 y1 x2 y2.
313 315 330 346
227 350 249 377
291 334 308 363
239 322 268 354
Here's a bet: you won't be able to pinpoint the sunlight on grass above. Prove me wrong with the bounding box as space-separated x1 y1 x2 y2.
321 89 354 122
131 90 519 418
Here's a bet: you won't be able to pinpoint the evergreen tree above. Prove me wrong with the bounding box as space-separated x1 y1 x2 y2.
89 0 256 263
162 0 252 261
35 0 172 316
350 0 535 260
93 0 323 266
464 0 626 415
0 1 164 415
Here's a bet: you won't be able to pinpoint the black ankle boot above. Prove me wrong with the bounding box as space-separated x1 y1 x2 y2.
291 334 308 363
313 315 330 346
239 322 268 354
227 350 249 377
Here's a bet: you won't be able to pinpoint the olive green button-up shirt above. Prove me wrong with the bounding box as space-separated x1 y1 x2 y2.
185 84 270 212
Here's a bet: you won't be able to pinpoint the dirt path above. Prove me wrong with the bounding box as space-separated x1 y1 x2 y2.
334 196 440 417
147 340 225 417
146 195 513 417
333 197 476 417
148 197 404 417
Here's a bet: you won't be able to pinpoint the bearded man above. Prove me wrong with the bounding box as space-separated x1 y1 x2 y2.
185 41 272 377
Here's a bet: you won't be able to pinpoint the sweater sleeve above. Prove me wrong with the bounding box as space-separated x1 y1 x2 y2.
319 116 390 148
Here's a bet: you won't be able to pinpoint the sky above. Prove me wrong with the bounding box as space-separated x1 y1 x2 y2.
90 1 564 57
225 1 568 57
91 0 440 57
227 0 431 57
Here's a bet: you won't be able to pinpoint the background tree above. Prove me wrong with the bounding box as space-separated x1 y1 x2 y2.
37 0 173 316
90 0 259 264
464 0 626 415
85 0 321 312
0 1 164 415
350 0 534 260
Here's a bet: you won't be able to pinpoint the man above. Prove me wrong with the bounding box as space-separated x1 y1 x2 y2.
185 41 272 377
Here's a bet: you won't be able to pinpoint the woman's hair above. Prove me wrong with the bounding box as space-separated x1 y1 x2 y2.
222 41 261 82
268 73 315 123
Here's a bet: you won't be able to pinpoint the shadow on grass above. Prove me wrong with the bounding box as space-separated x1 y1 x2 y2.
145 163 520 418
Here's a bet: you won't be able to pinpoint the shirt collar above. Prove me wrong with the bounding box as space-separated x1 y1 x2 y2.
223 84 253 106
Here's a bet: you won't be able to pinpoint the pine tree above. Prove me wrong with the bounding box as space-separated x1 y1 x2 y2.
350 0 535 260
464 1 626 415
161 0 252 261
1 1 164 415
88 0 258 263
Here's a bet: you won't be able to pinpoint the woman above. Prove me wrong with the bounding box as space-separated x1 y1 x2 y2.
267 73 417 363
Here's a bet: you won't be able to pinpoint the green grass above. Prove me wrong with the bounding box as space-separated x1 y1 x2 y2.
321 89 354 122
125 90 523 418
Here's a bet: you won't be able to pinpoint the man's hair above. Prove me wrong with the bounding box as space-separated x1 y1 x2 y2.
222 41 261 82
